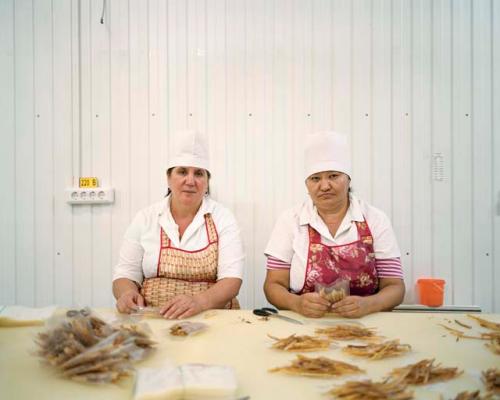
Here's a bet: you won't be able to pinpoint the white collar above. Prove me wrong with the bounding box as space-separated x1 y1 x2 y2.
159 195 214 236
299 194 364 238
299 193 363 224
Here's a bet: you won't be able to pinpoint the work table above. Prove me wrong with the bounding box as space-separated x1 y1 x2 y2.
0 309 498 399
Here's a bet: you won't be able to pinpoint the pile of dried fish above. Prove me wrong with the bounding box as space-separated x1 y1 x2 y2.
389 359 462 385
485 335 500 355
35 308 156 383
326 378 413 400
343 339 411 360
319 287 346 303
316 325 379 341
269 354 363 378
482 368 500 394
453 390 492 400
440 315 500 355
468 315 500 331
268 334 331 352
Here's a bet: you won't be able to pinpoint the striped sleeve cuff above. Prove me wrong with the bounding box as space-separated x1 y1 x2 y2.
375 257 404 279
266 255 291 270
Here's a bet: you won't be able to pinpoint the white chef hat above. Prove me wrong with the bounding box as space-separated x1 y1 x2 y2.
167 129 210 173
304 131 351 180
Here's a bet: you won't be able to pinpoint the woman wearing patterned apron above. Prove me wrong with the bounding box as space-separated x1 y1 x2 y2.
113 130 244 319
264 132 405 318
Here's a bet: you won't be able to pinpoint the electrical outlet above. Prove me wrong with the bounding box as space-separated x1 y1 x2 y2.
66 188 115 204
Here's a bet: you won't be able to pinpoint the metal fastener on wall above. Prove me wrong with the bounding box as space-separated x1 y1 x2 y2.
100 0 106 24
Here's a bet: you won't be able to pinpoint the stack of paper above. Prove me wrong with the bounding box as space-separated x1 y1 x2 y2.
0 305 57 327
135 363 238 400
134 365 183 400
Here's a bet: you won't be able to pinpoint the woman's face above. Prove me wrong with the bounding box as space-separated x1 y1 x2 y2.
305 170 350 210
168 166 209 208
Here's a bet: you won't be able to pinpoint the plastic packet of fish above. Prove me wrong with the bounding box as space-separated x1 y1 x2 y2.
130 306 163 319
169 321 208 337
315 278 350 305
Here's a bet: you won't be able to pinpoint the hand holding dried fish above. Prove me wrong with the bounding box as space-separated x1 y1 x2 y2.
35 308 156 384
343 339 411 360
482 368 499 394
389 359 462 385
269 354 363 378
316 324 380 341
268 333 332 352
326 378 413 400
319 287 347 304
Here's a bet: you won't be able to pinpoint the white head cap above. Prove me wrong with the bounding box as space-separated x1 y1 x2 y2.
167 130 210 172
304 131 351 180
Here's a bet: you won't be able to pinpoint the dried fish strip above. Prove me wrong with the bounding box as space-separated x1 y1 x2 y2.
269 354 363 378
389 359 462 385
343 339 411 360
316 325 379 341
327 378 413 400
482 368 500 394
438 324 484 340
268 334 331 352
467 315 500 331
35 309 156 384
454 320 472 329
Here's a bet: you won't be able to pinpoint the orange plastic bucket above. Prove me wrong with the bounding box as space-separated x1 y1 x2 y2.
417 278 445 307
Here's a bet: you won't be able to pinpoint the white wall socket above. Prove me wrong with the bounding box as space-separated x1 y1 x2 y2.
66 188 115 204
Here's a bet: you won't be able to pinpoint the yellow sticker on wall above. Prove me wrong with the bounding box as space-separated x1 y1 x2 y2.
79 177 99 188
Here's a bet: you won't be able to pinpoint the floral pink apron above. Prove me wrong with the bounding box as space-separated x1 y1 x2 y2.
141 214 239 309
300 219 378 296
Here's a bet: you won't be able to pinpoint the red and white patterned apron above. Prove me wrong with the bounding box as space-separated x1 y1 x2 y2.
300 219 378 296
141 213 239 308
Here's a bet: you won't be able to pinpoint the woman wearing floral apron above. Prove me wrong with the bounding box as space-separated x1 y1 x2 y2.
264 132 405 318
113 130 244 319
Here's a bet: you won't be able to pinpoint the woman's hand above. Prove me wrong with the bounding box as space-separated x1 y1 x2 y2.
116 290 145 314
295 292 331 318
330 295 372 318
160 294 205 319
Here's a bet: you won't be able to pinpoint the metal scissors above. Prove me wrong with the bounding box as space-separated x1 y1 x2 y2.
252 307 304 325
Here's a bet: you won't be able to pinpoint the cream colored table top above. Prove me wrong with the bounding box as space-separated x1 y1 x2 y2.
0 309 498 400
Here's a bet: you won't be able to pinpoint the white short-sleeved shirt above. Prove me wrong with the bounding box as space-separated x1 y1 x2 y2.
264 194 401 293
113 195 245 285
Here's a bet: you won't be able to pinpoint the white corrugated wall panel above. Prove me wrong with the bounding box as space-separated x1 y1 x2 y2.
494 0 500 313
53 0 74 306
392 0 414 302
431 0 453 305
371 0 393 217
451 0 473 307
33 0 55 306
411 0 433 292
472 0 494 311
14 0 36 305
1 0 499 312
109 0 132 306
0 0 16 305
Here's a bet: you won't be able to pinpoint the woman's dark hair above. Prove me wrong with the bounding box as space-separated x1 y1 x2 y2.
165 167 211 197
